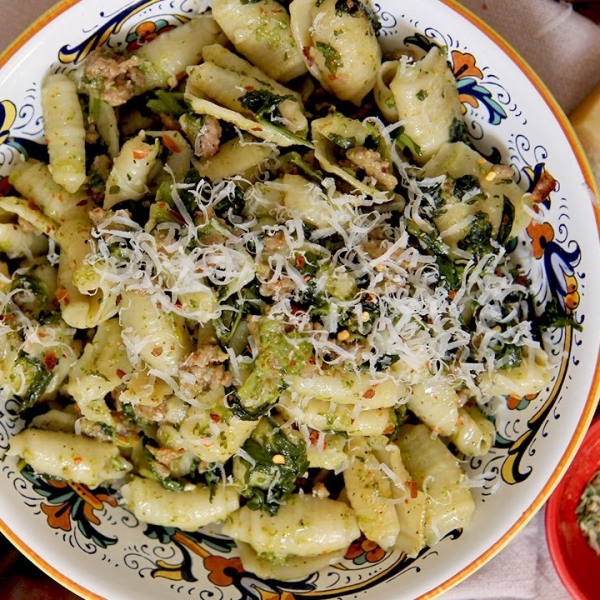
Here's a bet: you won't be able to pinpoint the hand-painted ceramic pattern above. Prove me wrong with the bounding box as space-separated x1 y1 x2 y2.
0 1 598 599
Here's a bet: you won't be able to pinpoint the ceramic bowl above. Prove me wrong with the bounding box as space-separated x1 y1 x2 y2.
546 417 600 599
0 1 598 599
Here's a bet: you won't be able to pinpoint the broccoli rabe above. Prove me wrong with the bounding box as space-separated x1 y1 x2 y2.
12 353 53 416
231 320 313 420
233 417 309 515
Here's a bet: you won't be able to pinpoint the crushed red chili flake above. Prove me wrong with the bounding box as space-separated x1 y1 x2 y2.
406 480 419 499
42 351 58 370
55 287 70 305
162 134 181 153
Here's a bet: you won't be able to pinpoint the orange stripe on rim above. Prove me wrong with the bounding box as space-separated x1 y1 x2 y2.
0 2 108 598
418 1 600 598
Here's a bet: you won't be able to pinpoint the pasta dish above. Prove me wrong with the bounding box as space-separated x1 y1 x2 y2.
0 0 564 580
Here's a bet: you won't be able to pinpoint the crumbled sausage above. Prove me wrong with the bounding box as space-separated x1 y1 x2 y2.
345 146 398 191
530 171 557 204
85 48 146 107
195 116 222 158
179 344 233 395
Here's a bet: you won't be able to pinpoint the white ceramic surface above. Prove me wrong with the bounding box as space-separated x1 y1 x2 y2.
0 1 598 599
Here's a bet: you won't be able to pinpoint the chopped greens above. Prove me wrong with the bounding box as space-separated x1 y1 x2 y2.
234 418 309 515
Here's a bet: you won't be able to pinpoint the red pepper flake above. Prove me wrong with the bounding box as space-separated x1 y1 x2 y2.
151 347 163 357
209 413 221 423
362 388 376 399
133 148 150 160
116 369 127 379
162 134 180 153
406 480 419 499
302 46 314 67
42 351 58 371
295 255 305 269
515 274 529 287
73 456 83 465
56 287 70 305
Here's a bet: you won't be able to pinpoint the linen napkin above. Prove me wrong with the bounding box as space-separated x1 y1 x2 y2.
0 1 592 600
460 0 600 114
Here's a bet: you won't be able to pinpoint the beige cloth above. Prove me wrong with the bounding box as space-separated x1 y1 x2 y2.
0 0 585 599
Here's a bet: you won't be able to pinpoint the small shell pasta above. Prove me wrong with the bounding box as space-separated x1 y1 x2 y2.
0 197 57 240
479 347 552 397
212 0 306 83
279 394 396 436
104 134 160 209
119 290 193 377
388 47 463 163
41 73 87 193
285 369 405 408
8 159 91 222
178 405 258 463
343 437 400 550
7 429 132 487
449 405 496 457
198 137 276 181
0 223 48 259
421 141 533 240
407 377 460 437
55 218 121 328
222 494 360 557
235 541 345 582
66 318 131 422
290 0 381 105
121 477 239 531
136 15 225 90
396 424 475 547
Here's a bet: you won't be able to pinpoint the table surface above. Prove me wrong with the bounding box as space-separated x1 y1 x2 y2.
0 1 594 599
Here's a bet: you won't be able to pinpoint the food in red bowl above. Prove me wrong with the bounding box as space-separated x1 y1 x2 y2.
546 416 600 599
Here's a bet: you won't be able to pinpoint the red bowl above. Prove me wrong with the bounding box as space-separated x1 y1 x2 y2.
546 417 600 599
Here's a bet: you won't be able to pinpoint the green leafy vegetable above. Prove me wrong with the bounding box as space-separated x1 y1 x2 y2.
453 175 483 204
146 90 187 116
239 89 293 122
395 126 422 158
406 220 449 256
235 418 309 515
457 212 494 257
536 297 582 332
497 195 516 246
327 133 356 150
449 117 469 144
12 353 53 415
233 320 313 419
315 42 343 75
